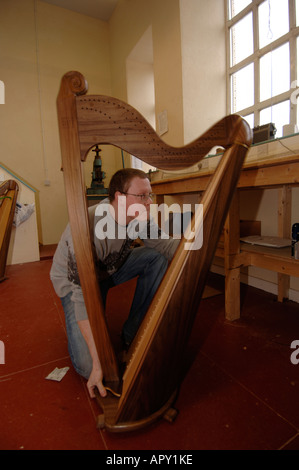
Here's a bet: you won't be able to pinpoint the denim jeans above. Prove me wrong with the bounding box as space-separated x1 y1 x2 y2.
61 246 168 379
61 291 92 380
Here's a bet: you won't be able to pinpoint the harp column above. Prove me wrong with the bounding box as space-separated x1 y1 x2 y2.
224 192 241 321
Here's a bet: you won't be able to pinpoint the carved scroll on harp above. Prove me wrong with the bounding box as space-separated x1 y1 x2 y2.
57 71 252 432
0 180 19 282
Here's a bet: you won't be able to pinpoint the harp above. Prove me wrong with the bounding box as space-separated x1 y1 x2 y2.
57 71 252 432
0 180 19 282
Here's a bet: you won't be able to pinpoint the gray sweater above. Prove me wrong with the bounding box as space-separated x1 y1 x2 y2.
50 200 179 322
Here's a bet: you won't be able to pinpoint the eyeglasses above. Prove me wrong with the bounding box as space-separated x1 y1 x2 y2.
121 192 155 202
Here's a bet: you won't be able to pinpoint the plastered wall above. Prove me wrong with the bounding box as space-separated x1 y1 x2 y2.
0 0 113 245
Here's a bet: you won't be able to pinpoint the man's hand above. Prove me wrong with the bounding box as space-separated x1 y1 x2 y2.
87 365 107 398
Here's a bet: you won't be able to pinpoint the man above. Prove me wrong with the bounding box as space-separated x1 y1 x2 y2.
50 168 179 399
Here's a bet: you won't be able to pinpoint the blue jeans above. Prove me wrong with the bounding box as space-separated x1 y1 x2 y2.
61 247 168 379
61 291 92 380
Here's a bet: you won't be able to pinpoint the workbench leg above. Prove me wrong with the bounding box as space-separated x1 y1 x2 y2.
277 185 291 301
224 192 241 321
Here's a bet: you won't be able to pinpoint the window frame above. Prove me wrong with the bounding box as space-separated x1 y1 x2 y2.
226 0 299 130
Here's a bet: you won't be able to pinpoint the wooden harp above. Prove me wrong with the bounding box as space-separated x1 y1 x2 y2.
57 71 252 432
0 180 19 282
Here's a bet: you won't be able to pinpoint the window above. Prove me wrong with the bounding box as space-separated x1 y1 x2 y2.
226 0 299 138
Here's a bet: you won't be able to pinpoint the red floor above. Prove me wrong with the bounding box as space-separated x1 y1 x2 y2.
1 257 299 450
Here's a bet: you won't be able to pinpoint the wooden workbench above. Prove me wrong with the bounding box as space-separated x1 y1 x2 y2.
151 154 299 320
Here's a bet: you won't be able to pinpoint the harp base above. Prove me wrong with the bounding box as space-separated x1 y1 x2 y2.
96 389 178 433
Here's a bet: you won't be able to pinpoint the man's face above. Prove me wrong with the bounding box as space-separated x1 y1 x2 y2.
122 176 153 224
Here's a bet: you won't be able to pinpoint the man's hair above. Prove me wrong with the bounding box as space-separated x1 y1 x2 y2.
108 168 149 202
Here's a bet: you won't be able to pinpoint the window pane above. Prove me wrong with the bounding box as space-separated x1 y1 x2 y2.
231 63 254 112
243 113 254 129
229 0 252 19
259 0 289 49
260 100 290 138
230 13 253 66
260 43 290 102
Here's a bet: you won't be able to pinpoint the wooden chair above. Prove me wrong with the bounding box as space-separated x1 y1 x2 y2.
0 180 19 282
57 71 252 432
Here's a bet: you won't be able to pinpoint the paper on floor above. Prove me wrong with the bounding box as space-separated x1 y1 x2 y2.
45 367 69 382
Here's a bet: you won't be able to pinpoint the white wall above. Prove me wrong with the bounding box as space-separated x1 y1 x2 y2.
180 0 226 144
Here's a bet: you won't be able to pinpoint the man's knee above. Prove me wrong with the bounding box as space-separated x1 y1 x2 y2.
147 249 168 274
